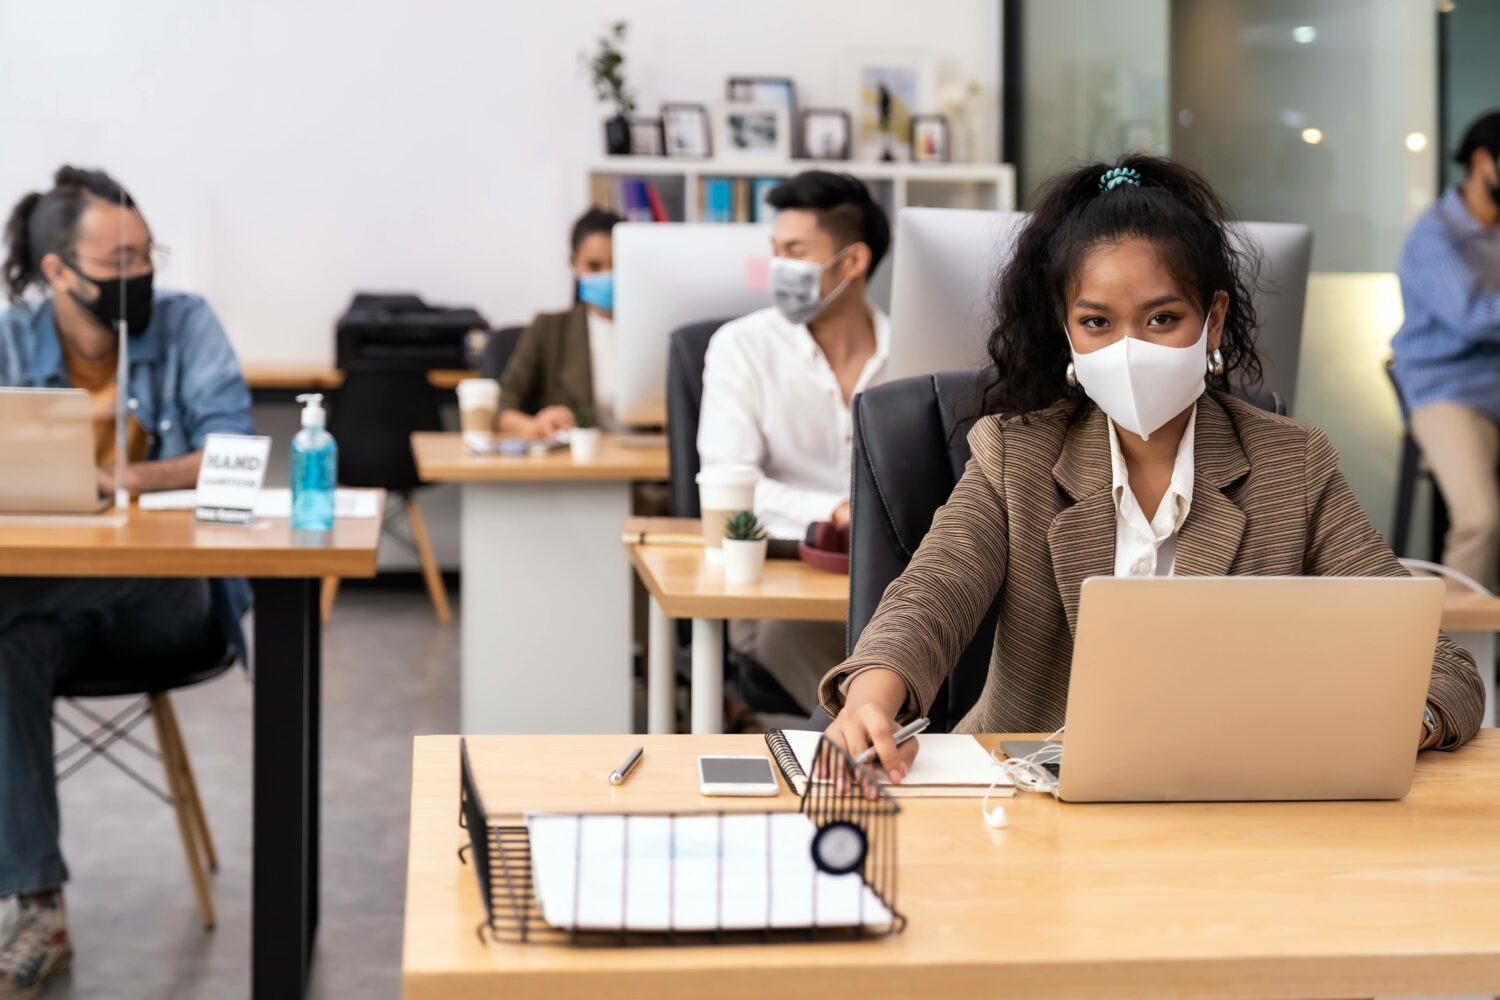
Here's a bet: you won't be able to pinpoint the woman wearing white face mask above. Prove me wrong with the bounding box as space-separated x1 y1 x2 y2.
819 156 1486 781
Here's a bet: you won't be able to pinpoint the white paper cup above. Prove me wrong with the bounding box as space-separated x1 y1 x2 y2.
696 465 760 565
456 378 500 450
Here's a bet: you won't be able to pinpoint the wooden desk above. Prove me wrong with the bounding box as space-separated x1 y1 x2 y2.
623 517 847 734
411 433 669 734
242 363 476 395
0 499 383 1000
404 731 1500 1000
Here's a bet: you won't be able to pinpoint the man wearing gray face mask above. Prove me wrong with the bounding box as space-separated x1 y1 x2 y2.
697 171 892 718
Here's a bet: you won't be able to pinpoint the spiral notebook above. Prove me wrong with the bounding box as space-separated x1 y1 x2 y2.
765 730 1013 798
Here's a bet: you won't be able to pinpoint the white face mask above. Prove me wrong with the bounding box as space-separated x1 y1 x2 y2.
769 246 852 326
1068 314 1211 441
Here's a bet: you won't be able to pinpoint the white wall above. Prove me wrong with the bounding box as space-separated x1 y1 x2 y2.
0 0 1001 364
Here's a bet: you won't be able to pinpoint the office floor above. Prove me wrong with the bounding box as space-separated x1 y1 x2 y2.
45 587 460 1000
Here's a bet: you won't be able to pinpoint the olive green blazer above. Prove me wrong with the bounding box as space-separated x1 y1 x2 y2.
498 302 595 414
820 391 1485 749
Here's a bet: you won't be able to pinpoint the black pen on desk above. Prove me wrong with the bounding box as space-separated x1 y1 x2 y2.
609 746 644 785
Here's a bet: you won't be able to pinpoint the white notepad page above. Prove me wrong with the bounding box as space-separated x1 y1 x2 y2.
525 812 892 932
783 730 1009 789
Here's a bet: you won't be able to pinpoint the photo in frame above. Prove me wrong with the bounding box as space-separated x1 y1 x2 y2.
910 114 950 163
847 51 935 162
662 103 712 158
727 77 798 154
714 102 791 161
629 117 664 157
800 109 852 161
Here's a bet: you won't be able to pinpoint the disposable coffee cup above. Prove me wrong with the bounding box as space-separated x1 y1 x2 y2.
695 465 760 565
456 378 500 450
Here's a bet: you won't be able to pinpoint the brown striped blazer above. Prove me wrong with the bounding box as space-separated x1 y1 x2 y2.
819 391 1486 748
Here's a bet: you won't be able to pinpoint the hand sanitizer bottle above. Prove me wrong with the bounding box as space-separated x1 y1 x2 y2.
291 393 337 532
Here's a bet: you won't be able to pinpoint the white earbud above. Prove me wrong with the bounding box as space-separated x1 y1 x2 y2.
984 803 1009 829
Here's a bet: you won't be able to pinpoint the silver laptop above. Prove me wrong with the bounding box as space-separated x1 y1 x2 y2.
1052 576 1444 803
0 388 107 514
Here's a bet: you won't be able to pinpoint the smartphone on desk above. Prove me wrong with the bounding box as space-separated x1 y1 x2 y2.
697 755 780 796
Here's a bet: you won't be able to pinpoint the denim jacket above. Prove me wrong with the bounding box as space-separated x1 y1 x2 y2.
0 290 256 663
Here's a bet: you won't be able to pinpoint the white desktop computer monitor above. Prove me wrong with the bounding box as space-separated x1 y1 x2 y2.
888 208 1312 413
887 208 1027 382
613 222 773 427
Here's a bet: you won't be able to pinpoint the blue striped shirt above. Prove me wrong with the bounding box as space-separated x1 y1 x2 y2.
1391 187 1500 420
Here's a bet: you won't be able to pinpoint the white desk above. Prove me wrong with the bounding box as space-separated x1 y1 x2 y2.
412 433 668 734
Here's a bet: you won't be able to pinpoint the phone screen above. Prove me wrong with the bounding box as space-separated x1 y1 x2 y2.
699 757 775 785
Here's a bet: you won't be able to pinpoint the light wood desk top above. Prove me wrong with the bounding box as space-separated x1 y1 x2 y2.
0 493 384 578
624 517 847 621
412 432 669 483
404 731 1500 1000
242 363 476 392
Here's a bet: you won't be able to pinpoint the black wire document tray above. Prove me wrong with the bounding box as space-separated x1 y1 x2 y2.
457 737 906 946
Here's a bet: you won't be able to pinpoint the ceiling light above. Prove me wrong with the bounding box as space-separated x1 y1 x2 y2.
1301 127 1324 145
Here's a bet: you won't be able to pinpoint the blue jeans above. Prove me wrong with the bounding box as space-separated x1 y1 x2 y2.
0 577 213 897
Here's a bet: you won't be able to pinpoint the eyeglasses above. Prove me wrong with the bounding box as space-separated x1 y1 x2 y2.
68 242 171 277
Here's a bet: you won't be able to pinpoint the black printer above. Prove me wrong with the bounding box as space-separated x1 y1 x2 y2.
334 293 489 369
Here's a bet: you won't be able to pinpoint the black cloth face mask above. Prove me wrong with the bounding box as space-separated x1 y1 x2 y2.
63 260 154 337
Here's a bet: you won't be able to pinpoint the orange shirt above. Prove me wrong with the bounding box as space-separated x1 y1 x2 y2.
62 345 148 467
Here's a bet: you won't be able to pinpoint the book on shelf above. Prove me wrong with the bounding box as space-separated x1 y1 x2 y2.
702 178 734 223
750 177 779 223
731 178 750 222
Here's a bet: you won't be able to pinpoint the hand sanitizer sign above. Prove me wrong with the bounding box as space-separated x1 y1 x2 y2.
196 433 272 524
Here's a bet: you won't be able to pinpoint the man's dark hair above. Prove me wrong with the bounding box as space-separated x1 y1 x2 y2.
766 171 891 278
3 165 136 303
571 206 623 254
1454 110 1500 170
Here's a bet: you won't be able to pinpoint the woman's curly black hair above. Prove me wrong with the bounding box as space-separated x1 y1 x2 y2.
980 153 1264 419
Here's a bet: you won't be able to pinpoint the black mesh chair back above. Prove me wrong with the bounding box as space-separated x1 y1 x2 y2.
850 374 1289 731
666 318 733 517
326 361 444 493
479 325 527 382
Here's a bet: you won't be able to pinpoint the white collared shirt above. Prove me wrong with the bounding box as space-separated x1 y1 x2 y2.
1107 409 1197 577
585 310 616 431
697 305 890 540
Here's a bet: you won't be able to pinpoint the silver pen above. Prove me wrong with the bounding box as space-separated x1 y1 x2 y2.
853 717 930 766
608 746 644 785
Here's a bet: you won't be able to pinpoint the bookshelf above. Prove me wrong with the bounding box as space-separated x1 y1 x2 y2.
588 158 1017 225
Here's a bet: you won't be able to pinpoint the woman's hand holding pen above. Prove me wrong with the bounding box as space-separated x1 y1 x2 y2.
821 667 919 784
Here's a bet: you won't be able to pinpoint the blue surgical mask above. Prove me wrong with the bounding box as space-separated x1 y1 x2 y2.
578 271 614 312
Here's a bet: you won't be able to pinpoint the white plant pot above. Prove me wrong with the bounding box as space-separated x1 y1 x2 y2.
570 428 601 462
721 537 769 584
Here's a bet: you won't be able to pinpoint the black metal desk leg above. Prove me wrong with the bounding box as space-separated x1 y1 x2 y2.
252 578 318 999
305 579 321 948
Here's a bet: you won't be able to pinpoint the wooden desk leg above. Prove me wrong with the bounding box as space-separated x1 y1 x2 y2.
647 598 675 734
251 578 319 1000
690 618 724 735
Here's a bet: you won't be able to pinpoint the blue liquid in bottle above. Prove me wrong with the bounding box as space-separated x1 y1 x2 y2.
291 394 337 532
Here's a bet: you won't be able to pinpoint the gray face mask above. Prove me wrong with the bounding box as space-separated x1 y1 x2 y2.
769 245 852 326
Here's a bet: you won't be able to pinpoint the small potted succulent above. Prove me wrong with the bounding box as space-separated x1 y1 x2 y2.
585 21 635 156
570 404 601 461
722 510 769 584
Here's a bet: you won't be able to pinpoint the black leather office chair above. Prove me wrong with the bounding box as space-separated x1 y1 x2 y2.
847 373 1291 732
322 361 452 624
479 325 526 383
1385 358 1448 558
53 630 235 928
666 318 733 517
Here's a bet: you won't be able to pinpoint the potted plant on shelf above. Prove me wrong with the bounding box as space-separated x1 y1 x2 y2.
585 20 635 156
722 510 769 585
570 405 601 461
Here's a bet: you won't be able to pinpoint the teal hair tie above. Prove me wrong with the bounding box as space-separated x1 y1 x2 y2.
1099 167 1142 192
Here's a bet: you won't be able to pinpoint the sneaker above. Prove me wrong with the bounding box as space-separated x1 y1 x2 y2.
0 893 70 1000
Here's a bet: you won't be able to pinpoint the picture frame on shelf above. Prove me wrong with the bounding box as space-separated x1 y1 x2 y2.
629 117 664 157
800 109 852 161
727 77 798 154
714 102 791 162
910 114 950 163
662 103 712 158
846 49 936 162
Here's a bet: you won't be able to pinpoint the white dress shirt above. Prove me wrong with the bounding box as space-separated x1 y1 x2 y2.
586 310 616 430
1108 409 1196 577
697 305 890 540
